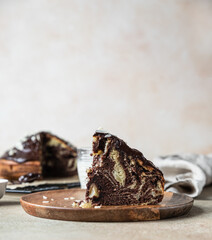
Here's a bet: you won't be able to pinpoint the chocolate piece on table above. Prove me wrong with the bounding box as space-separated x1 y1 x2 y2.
0 132 77 182
18 173 42 183
85 131 165 206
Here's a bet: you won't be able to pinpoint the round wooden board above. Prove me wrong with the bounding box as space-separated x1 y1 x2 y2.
20 189 193 222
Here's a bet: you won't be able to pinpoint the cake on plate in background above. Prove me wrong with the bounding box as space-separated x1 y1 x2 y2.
0 132 77 183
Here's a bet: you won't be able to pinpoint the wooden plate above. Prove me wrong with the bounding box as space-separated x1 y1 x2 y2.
20 189 193 222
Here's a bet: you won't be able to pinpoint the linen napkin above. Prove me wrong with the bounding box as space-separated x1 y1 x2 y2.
153 154 212 197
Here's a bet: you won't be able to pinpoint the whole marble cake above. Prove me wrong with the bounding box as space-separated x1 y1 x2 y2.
0 132 77 182
85 131 164 206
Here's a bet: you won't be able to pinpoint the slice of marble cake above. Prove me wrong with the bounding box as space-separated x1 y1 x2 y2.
85 131 165 206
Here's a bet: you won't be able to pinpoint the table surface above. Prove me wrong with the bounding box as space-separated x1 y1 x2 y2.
0 187 212 240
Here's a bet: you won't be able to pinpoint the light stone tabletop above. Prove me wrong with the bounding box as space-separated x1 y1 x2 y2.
0 187 212 240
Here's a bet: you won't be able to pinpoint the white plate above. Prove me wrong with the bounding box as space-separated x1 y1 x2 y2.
0 179 8 199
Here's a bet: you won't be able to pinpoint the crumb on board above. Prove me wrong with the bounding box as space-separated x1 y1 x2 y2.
42 201 49 204
72 200 93 208
94 205 102 209
72 201 79 208
43 196 48 200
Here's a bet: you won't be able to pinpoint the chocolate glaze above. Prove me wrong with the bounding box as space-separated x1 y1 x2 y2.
86 131 165 206
1 132 77 164
1 133 42 163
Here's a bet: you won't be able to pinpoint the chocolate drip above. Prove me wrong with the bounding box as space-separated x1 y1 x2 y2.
1 133 42 163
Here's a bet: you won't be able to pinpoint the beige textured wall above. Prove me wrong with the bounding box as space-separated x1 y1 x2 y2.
0 0 212 159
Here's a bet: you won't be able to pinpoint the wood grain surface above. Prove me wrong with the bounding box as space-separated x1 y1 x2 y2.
20 189 193 222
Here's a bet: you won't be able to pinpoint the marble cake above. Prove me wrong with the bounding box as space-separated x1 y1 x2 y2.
0 132 77 182
85 131 164 206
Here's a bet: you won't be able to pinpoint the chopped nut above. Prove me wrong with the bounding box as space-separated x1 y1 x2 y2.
137 159 143 166
89 183 99 198
105 134 112 138
86 168 92 174
93 150 103 156
130 159 135 165
72 200 92 208
80 200 92 208
72 202 79 208
94 205 102 209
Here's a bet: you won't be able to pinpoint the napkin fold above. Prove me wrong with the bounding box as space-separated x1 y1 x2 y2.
153 154 212 197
